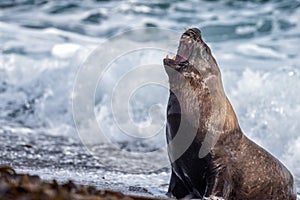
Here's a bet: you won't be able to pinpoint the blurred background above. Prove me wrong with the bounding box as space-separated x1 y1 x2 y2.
0 0 299 198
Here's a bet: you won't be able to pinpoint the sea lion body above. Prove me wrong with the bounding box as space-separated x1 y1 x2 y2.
163 28 296 200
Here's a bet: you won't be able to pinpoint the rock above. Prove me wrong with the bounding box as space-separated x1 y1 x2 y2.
0 166 169 200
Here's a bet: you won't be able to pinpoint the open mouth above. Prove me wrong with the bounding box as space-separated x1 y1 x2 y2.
176 37 193 62
164 36 193 68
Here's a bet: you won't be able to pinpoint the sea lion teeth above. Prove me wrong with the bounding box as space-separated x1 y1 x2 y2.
163 28 296 200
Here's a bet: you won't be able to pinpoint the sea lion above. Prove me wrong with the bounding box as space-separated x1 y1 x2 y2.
163 28 296 200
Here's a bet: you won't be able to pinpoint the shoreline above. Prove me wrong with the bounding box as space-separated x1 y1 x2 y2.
0 166 170 200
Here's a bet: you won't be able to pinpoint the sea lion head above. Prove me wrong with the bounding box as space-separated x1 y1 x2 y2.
163 28 221 89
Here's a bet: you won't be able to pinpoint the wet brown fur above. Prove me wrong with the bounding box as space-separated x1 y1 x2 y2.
164 28 296 200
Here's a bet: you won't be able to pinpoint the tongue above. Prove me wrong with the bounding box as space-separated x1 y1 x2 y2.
175 55 187 62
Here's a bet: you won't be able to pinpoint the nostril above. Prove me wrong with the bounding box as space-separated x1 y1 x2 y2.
183 28 201 40
183 32 192 37
184 28 201 40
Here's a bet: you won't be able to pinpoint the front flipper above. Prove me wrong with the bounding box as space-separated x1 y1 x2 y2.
204 167 233 199
167 170 190 199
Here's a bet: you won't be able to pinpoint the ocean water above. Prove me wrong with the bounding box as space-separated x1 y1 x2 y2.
0 0 300 198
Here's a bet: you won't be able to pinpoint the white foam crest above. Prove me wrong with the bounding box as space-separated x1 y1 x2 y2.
0 45 92 135
51 43 81 58
93 47 169 144
224 67 300 175
237 43 287 59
